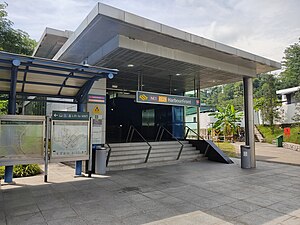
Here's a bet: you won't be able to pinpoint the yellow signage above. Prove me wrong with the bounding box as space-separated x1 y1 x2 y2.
139 94 148 101
93 105 102 115
158 96 167 102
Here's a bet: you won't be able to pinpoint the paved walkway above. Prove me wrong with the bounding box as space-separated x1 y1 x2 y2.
232 142 300 166
1 160 300 225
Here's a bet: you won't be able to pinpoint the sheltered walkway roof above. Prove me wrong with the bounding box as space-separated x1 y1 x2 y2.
0 51 117 101
34 3 281 93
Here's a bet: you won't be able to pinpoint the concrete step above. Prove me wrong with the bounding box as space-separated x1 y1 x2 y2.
106 141 201 171
107 155 204 171
110 146 195 155
108 152 200 166
109 149 200 161
108 141 189 148
109 143 193 151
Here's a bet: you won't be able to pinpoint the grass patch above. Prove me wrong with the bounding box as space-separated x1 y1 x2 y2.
215 142 237 158
257 125 300 144
0 164 41 179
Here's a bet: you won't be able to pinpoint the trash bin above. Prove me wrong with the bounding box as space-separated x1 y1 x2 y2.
240 145 251 169
276 135 283 147
95 146 107 175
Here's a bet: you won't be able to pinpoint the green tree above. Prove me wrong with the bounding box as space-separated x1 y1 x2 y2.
0 3 37 114
209 104 243 141
292 91 300 122
278 38 300 89
0 3 36 55
254 74 280 133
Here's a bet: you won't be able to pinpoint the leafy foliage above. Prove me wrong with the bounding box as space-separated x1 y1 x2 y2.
13 164 41 178
279 38 300 89
0 3 37 115
0 3 36 55
254 74 281 132
292 91 300 122
209 104 243 140
258 125 300 144
0 164 41 179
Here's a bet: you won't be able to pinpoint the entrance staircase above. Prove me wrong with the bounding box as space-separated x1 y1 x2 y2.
106 141 201 171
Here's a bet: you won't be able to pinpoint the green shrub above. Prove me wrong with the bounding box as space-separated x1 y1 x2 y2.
257 125 300 144
0 166 4 179
0 164 41 179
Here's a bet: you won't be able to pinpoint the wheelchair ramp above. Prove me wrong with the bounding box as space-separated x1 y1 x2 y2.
188 140 234 164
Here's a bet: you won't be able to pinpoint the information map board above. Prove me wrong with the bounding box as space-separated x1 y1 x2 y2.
0 115 45 166
50 111 90 162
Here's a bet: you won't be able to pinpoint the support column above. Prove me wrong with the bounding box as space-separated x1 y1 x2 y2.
75 102 84 176
196 88 200 140
5 59 20 183
243 77 256 168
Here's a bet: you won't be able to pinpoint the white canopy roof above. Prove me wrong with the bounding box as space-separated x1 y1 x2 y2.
34 3 281 93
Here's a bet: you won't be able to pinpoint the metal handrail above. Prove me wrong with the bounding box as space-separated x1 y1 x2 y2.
155 126 184 160
106 143 111 167
184 126 204 140
126 125 152 163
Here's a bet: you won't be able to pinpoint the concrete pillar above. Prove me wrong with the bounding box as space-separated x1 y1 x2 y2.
243 77 256 168
196 87 200 139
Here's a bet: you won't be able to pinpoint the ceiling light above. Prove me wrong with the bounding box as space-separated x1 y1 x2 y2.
174 88 177 91
112 85 118 88
127 64 134 67
176 73 181 76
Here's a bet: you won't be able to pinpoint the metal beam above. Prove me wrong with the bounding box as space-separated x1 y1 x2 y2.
5 59 20 183
58 72 74 95
75 77 97 103
243 77 256 168
21 66 29 93
0 90 76 99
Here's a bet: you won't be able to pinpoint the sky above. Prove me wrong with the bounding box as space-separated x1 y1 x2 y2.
3 0 300 62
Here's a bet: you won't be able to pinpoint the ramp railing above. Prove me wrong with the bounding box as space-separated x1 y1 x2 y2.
155 126 184 160
126 125 152 163
105 143 111 166
184 126 204 140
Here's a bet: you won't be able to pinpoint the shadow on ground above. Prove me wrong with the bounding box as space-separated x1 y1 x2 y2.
1 159 300 225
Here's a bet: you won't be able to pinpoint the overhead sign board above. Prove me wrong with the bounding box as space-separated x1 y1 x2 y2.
136 91 200 107
52 111 89 121
88 94 106 104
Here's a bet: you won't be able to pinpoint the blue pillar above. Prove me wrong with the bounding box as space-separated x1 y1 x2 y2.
75 102 84 176
5 59 20 183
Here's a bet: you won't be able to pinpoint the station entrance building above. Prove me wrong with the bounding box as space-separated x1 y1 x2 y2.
33 3 281 170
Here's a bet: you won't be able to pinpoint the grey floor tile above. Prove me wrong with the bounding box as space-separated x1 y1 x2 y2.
234 212 269 225
6 212 45 225
207 204 246 219
120 212 158 225
230 200 262 213
5 203 40 216
281 216 300 225
47 216 88 225
250 207 285 220
41 206 77 221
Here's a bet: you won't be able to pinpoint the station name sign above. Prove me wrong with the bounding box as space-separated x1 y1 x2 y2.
136 91 200 107
52 111 89 121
